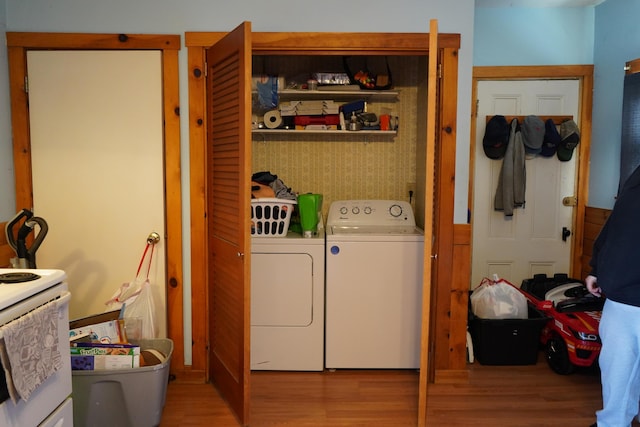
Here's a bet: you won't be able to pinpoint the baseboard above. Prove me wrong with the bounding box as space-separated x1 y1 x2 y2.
434 369 469 384
170 367 206 384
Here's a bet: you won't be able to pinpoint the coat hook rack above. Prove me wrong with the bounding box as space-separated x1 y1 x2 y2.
486 115 573 125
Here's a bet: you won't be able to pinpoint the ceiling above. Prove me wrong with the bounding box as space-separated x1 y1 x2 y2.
476 0 606 6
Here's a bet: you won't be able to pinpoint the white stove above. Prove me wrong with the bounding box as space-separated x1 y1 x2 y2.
0 268 73 427
0 269 67 310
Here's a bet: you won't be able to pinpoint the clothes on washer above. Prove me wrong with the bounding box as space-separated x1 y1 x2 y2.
251 182 275 198
251 171 297 200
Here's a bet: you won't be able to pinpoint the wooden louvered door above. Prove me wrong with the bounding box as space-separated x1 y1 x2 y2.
205 22 252 426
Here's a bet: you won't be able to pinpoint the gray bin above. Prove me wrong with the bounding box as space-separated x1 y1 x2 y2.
71 338 173 427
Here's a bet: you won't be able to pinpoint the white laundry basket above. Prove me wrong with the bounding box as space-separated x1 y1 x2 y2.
251 198 296 237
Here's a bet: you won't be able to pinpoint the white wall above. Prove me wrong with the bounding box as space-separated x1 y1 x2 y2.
474 6 595 66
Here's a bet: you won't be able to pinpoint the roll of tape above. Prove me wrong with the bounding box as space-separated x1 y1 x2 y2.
263 110 283 129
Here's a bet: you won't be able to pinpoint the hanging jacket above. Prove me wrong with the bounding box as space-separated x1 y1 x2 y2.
494 118 526 216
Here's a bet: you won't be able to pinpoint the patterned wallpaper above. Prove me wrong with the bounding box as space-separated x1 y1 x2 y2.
252 56 422 220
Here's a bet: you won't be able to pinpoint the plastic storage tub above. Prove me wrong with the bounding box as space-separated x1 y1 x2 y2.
71 338 173 427
469 305 548 365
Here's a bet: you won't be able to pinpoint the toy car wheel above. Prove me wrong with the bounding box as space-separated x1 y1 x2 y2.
546 333 575 375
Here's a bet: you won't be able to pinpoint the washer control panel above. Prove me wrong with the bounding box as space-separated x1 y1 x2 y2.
327 200 416 228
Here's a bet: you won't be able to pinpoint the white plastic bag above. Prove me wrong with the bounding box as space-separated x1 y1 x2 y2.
104 278 157 340
471 276 528 319
105 278 142 311
122 279 157 339
104 240 159 339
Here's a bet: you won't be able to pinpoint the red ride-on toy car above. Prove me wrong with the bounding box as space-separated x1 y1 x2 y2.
519 274 604 375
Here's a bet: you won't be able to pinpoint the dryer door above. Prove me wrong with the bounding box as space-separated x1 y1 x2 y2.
251 253 313 327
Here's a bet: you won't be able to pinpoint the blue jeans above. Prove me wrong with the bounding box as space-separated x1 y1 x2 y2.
597 299 640 426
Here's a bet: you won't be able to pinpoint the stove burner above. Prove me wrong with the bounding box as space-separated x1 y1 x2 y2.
0 272 41 284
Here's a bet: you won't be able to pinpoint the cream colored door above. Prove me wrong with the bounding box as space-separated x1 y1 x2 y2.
27 50 167 334
472 79 580 288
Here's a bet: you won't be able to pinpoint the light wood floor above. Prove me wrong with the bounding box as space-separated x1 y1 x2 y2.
160 353 609 427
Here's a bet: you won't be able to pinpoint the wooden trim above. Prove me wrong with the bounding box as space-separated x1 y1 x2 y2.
474 65 594 80
6 32 185 374
470 65 594 282
162 48 186 374
626 58 640 75
186 31 461 52
432 46 461 376
6 32 180 50
0 222 12 268
581 206 611 279
573 69 594 278
449 224 471 370
8 46 32 213
434 368 469 384
187 46 209 376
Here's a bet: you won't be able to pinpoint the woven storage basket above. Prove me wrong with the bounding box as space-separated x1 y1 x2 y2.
251 198 296 237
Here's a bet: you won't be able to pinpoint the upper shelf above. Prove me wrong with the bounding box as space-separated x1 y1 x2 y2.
252 129 397 137
258 88 400 101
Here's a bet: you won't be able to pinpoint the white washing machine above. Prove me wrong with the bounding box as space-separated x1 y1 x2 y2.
250 229 325 371
325 200 424 369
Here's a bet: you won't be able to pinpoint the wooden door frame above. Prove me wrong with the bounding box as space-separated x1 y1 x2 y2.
469 65 594 283
6 32 185 373
186 30 462 393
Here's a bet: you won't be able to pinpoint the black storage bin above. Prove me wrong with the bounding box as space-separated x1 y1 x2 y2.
469 305 549 365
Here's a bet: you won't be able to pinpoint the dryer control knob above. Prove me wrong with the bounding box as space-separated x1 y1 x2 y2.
389 204 403 217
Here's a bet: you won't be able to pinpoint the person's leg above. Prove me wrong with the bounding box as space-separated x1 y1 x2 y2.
597 299 640 426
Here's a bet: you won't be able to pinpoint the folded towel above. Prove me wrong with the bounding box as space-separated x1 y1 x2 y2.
0 298 62 403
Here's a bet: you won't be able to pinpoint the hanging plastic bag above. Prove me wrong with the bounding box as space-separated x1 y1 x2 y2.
471 276 528 319
105 279 141 311
122 278 157 340
104 239 159 339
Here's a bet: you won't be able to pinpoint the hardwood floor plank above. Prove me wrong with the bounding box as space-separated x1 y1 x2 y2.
160 353 614 426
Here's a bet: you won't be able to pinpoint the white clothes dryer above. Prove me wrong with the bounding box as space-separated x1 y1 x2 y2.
250 230 325 371
325 200 424 369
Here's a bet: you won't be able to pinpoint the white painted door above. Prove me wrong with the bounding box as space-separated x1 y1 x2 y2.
27 50 166 336
471 79 580 289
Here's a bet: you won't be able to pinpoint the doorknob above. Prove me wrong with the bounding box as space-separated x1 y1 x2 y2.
147 231 161 245
562 227 571 242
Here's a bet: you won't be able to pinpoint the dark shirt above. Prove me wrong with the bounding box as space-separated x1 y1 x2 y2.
590 164 640 307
